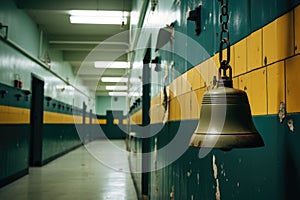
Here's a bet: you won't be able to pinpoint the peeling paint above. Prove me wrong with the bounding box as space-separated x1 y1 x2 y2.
153 137 157 163
213 155 217 179
212 154 221 200
287 118 295 132
170 185 175 200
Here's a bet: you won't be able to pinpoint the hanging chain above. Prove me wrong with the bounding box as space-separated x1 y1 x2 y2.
217 0 232 86
219 0 229 45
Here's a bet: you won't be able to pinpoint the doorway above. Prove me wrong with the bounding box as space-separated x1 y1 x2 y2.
30 75 44 166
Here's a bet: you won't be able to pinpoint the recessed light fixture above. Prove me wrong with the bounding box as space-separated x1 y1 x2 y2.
69 10 128 25
108 92 128 96
70 10 129 17
108 91 140 97
101 77 141 83
95 61 130 69
101 77 128 83
70 16 127 25
106 85 128 90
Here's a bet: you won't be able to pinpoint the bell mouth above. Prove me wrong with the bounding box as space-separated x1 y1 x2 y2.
189 132 265 149
190 86 265 149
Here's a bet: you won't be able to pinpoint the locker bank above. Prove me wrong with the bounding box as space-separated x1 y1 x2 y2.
1 0 300 199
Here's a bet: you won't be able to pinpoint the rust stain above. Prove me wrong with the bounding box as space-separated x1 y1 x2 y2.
213 154 221 200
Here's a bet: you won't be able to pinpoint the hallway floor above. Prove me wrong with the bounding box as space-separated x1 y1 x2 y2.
0 140 137 200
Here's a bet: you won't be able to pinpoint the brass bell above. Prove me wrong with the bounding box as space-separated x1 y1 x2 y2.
190 1 264 150
189 86 264 150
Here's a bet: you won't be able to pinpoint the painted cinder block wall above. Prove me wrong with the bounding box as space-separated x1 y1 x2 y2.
0 0 97 187
128 0 300 199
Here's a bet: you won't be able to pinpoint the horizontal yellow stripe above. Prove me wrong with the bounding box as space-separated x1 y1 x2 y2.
126 6 300 125
130 109 142 125
92 118 99 124
0 105 30 124
97 119 107 124
43 111 83 124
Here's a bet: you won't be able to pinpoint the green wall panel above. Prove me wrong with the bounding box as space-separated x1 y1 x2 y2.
128 0 300 199
187 0 217 63
276 0 300 16
0 125 30 187
129 114 300 199
100 124 127 139
250 0 278 32
42 124 81 164
0 0 39 56
0 83 31 109
43 96 82 115
173 0 188 75
0 83 31 187
133 0 300 81
96 96 126 116
284 113 300 199
227 0 251 44
250 0 300 32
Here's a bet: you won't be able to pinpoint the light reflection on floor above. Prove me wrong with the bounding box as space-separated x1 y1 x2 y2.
0 140 137 200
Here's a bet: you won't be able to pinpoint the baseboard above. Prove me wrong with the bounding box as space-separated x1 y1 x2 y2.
0 168 29 188
41 143 83 166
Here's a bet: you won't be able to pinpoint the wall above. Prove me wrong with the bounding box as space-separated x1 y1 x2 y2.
95 110 128 140
128 0 300 199
96 96 127 115
0 0 92 108
0 0 96 187
0 79 102 186
0 83 31 187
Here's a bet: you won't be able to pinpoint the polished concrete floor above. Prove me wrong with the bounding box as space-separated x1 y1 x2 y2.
0 140 137 200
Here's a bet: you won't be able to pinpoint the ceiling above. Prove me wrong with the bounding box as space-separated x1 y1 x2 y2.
15 0 133 96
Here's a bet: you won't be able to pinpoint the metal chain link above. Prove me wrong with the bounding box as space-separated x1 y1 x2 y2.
217 0 231 79
219 0 229 42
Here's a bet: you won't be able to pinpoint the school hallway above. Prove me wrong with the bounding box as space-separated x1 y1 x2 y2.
0 140 137 200
1 0 300 199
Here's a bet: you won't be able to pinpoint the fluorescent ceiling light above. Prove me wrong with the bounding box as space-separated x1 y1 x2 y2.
109 92 128 96
70 16 126 25
108 92 140 97
69 10 128 25
132 61 143 69
70 10 129 17
101 77 128 83
95 61 129 69
101 77 141 83
106 85 128 90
